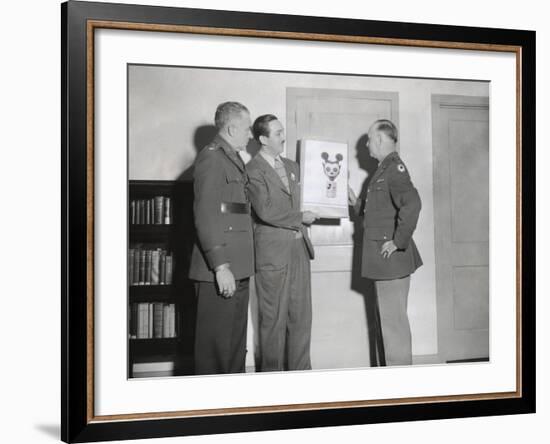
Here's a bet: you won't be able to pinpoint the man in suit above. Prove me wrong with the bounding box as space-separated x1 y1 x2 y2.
188 101 255 375
349 119 422 366
246 114 318 372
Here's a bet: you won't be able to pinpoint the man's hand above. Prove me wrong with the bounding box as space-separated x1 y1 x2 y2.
348 186 358 206
302 210 319 225
380 240 398 259
215 264 236 298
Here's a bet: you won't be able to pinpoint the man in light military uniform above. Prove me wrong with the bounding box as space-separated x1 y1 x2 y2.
349 119 422 366
189 101 254 375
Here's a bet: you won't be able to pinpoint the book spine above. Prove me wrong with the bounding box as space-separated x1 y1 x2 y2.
128 248 135 286
137 199 143 225
133 247 140 285
164 197 171 225
129 303 137 339
145 199 151 225
145 250 152 285
154 196 164 225
139 249 146 285
163 304 170 338
153 303 164 338
159 250 166 285
130 200 136 225
165 254 173 285
151 249 160 285
170 304 176 338
137 303 148 339
148 303 154 339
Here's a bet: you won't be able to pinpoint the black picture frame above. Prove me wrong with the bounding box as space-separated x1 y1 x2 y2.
61 1 536 442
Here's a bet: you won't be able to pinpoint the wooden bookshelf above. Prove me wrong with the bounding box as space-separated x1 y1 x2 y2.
128 180 197 378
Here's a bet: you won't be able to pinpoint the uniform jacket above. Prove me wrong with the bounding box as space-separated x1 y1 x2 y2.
246 153 314 271
188 135 255 282
357 151 422 280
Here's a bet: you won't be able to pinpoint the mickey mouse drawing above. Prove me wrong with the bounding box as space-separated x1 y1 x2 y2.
321 152 344 198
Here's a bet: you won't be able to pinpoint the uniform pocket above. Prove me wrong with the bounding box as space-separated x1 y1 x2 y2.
223 213 251 232
226 171 243 183
373 185 390 209
364 226 394 241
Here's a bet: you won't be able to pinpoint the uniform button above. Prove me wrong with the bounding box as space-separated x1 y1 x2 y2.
383 235 387 239
229 226 233 231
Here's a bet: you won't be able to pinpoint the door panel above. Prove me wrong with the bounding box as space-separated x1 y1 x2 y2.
432 95 489 362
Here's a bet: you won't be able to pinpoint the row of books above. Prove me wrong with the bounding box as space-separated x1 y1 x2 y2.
129 248 173 286
129 302 178 339
130 196 172 225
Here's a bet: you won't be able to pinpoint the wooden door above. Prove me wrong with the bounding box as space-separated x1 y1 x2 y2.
432 95 490 362
286 88 398 369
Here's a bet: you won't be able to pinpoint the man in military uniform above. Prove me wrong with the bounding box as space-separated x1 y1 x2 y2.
246 114 318 372
349 119 422 366
188 101 255 375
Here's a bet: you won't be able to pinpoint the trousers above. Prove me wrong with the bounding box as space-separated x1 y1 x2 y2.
375 275 412 366
255 238 312 372
194 278 250 375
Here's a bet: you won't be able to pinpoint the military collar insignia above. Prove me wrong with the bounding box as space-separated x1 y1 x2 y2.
290 172 296 181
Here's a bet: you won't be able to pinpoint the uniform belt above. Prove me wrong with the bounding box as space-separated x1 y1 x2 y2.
220 202 250 214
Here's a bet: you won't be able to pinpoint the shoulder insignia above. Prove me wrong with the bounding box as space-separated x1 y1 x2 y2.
397 164 406 173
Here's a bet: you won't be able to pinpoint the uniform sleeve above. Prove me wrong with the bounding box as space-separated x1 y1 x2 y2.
247 166 302 230
388 163 422 249
193 149 227 270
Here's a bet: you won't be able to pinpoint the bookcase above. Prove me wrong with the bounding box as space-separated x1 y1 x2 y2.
128 180 197 378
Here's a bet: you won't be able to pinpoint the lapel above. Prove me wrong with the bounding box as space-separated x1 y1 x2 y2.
255 152 291 196
216 134 245 173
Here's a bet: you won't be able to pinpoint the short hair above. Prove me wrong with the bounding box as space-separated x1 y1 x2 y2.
253 114 278 141
214 102 249 130
372 119 398 143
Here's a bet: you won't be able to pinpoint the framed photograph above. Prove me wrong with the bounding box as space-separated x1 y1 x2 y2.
62 1 535 442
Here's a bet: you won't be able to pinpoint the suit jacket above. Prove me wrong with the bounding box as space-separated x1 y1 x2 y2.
357 151 422 280
188 135 255 282
246 153 314 271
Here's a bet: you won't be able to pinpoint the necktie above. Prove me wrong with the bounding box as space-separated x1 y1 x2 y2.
274 157 290 191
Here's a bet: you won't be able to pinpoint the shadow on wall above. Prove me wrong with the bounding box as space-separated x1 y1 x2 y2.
176 125 218 181
177 125 261 182
350 133 386 367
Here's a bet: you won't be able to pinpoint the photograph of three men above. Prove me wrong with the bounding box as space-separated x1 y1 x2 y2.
127 63 489 379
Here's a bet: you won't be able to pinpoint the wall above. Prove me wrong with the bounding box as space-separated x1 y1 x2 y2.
129 65 488 359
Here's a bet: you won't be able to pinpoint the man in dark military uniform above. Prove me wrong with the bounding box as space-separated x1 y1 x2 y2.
188 101 255 375
349 119 422 366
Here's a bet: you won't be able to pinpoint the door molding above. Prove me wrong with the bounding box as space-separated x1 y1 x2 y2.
286 87 399 161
